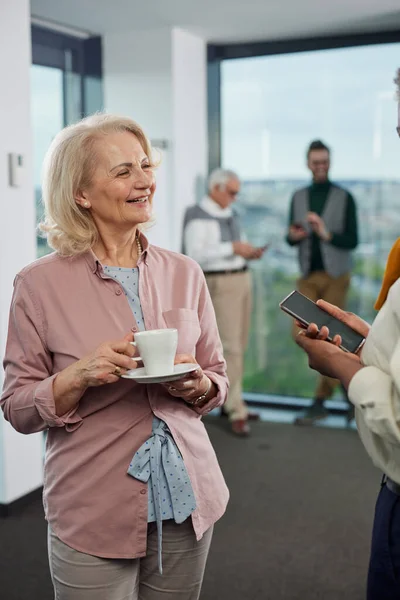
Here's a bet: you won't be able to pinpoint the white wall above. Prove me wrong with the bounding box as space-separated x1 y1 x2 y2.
104 28 173 141
104 27 174 251
0 0 44 503
172 28 208 249
104 27 208 253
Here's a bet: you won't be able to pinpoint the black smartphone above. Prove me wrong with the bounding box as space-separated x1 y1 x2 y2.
279 290 365 354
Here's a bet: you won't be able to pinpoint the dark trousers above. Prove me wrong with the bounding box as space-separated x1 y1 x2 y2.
367 483 400 599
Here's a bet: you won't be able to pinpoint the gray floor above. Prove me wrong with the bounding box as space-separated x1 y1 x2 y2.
0 415 379 600
201 415 379 600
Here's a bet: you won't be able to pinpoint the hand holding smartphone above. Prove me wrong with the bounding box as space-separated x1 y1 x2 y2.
292 222 306 230
289 223 308 243
279 290 365 354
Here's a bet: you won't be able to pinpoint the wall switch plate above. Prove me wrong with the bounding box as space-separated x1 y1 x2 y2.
8 153 24 187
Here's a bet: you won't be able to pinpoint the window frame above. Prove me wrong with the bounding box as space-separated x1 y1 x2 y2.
31 25 102 123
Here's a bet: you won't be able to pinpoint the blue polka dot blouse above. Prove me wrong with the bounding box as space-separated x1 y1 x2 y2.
103 265 145 329
102 265 197 574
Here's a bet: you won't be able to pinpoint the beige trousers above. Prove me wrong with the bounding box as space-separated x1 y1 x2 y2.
48 520 213 600
205 270 252 421
294 270 351 399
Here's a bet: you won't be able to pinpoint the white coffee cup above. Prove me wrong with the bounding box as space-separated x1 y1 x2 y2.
130 329 178 376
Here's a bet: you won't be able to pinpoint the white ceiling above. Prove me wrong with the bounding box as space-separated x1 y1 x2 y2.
31 0 400 44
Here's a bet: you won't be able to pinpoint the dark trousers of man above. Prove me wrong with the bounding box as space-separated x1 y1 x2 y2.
293 270 351 400
367 482 400 599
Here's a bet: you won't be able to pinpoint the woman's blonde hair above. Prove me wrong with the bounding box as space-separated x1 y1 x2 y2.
39 113 156 256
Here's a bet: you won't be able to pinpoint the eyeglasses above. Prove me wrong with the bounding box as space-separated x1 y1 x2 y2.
309 159 329 166
226 188 239 198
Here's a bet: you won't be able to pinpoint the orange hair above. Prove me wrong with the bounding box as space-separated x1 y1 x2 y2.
375 238 400 310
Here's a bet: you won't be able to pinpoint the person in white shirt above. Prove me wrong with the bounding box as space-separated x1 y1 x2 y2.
295 148 400 600
295 70 400 597
183 169 267 436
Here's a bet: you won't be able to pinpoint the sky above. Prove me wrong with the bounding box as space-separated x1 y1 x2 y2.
222 42 400 181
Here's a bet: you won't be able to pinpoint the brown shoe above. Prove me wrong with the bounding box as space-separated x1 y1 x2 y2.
221 407 260 421
248 412 260 421
231 419 250 436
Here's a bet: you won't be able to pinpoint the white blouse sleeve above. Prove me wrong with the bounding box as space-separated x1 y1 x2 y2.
348 283 400 445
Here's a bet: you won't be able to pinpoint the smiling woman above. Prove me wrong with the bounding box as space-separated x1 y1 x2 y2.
1 113 229 600
39 114 157 259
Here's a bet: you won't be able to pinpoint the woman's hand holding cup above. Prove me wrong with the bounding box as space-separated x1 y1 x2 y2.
74 332 139 388
53 333 139 417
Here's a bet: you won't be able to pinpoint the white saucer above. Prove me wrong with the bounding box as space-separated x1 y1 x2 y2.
121 363 199 384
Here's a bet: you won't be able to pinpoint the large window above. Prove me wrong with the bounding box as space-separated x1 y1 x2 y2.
218 41 400 399
31 26 103 257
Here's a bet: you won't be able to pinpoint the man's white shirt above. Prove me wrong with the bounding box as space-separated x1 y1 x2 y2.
184 197 246 272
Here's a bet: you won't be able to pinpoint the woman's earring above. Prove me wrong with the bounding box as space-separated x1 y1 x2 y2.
84 202 90 208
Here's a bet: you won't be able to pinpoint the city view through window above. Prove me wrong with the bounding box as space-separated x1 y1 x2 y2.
221 43 400 399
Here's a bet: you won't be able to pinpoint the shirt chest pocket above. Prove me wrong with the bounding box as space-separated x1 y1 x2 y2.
162 309 201 356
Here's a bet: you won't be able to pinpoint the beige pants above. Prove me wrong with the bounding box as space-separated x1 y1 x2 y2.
294 270 351 399
48 520 213 600
205 270 252 421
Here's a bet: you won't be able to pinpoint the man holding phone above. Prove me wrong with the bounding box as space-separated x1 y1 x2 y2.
182 169 267 436
286 140 358 425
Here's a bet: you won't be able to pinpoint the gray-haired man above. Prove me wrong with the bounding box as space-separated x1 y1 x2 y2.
182 169 266 436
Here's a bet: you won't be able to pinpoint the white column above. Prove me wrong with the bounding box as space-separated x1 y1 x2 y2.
0 0 44 503
171 28 208 249
104 27 208 252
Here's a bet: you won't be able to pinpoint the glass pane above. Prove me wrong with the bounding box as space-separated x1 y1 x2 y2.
84 75 104 116
64 71 82 124
64 48 84 123
221 43 400 398
31 65 64 258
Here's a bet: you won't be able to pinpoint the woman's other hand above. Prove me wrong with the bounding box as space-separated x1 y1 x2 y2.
162 354 215 406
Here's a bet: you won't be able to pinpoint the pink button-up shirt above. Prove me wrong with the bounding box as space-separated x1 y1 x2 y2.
1 235 229 558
